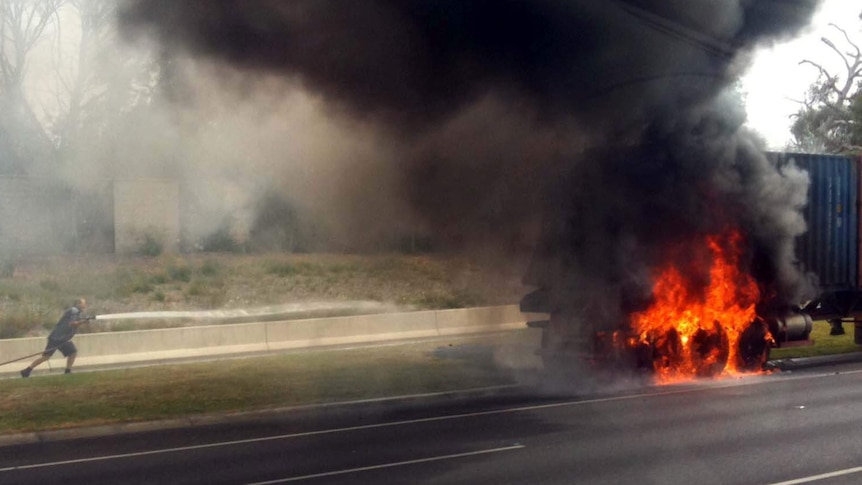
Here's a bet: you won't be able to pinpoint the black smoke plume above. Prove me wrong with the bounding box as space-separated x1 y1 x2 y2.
118 0 821 330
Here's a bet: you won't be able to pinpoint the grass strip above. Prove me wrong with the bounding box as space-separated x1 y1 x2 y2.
769 320 862 360
0 336 520 435
3 321 859 436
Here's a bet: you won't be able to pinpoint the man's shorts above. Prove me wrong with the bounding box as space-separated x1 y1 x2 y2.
43 339 76 358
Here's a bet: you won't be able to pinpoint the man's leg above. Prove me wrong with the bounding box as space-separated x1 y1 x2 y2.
28 355 49 369
21 354 50 378
58 340 78 374
65 353 77 373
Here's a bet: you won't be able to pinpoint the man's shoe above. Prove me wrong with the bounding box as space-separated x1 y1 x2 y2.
64 368 72 374
20 367 31 378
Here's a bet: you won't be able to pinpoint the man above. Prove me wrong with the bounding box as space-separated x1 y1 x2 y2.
21 299 91 377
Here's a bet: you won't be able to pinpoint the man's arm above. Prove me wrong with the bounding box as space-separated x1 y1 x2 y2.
70 314 94 328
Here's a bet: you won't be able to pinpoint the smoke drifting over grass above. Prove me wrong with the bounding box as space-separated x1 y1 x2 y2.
116 1 822 328
157 70 414 249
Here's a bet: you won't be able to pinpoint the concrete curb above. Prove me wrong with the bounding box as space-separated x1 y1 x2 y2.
766 351 862 371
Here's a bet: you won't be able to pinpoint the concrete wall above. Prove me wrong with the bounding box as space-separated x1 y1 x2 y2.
114 179 180 254
182 178 253 247
0 176 75 254
0 305 547 374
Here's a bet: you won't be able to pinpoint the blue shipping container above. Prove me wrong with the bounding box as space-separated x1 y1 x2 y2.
770 152 859 290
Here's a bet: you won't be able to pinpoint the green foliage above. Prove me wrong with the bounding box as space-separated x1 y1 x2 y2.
39 280 61 292
150 273 168 285
186 280 206 296
409 290 481 309
199 259 222 277
770 321 860 359
850 93 862 148
0 312 35 339
130 281 154 294
790 22 862 154
102 268 160 298
185 278 226 308
138 234 164 257
248 192 323 253
200 225 244 253
168 265 192 282
0 305 53 338
266 261 298 277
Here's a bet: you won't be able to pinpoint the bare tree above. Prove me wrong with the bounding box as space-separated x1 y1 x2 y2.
48 0 159 158
791 18 862 155
49 0 113 154
0 0 64 173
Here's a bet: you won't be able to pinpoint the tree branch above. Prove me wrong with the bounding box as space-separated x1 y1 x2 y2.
828 23 860 60
799 59 832 79
821 36 852 74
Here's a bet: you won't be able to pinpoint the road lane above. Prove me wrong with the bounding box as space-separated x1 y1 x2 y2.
2 365 862 484
245 445 526 484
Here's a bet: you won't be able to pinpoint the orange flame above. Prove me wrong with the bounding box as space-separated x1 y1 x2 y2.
630 231 763 384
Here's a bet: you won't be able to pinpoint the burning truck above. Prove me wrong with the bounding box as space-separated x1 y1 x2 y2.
522 152 862 384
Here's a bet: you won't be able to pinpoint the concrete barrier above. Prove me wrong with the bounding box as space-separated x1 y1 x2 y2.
0 305 547 375
265 310 440 351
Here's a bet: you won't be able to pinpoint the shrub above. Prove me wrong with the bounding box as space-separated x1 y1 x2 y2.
150 273 168 285
204 287 227 308
131 281 154 294
138 234 164 257
199 259 222 277
168 265 192 282
184 279 227 308
107 268 146 297
266 262 297 277
0 306 49 338
39 279 61 292
186 280 206 296
248 191 322 252
200 225 244 253
0 315 31 338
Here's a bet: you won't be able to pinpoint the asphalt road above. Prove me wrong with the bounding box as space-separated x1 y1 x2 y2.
3 363 862 485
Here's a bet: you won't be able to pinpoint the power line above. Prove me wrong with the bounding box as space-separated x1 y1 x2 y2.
611 0 738 60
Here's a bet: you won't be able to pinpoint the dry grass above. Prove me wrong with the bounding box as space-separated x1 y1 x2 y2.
0 253 530 338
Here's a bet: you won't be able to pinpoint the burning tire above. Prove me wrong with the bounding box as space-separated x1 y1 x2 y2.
690 321 729 377
736 320 771 371
634 319 770 378
649 328 684 371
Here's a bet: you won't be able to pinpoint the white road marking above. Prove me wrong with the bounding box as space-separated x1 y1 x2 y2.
244 445 526 484
766 466 862 485
1 369 860 473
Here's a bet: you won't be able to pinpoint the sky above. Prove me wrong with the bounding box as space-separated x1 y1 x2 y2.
741 0 861 150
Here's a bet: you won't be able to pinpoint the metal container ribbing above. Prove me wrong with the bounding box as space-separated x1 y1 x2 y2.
771 152 859 290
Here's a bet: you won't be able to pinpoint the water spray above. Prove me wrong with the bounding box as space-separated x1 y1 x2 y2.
2 301 399 370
